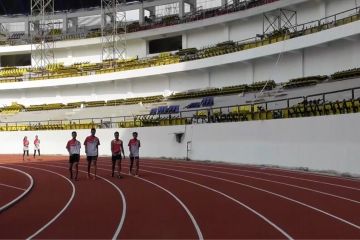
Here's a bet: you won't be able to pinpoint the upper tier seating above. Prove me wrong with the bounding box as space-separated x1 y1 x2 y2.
331 68 360 81
283 76 328 89
1 68 360 131
1 67 358 118
0 0 279 46
1 7 359 84
168 81 276 100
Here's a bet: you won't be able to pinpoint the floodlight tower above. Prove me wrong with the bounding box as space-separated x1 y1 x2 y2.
30 0 55 70
101 0 127 67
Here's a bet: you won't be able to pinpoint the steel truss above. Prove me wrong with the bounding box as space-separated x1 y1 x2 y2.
263 8 297 36
101 0 127 66
30 0 55 70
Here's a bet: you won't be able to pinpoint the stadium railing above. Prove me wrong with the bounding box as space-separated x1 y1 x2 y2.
0 67 359 115
0 0 279 46
0 7 360 84
1 86 360 131
0 6 359 84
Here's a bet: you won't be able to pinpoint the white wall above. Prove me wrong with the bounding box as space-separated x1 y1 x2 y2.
187 24 228 48
229 16 262 42
1 113 360 175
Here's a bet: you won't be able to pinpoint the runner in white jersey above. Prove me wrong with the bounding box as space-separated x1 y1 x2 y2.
33 135 40 158
84 128 100 179
66 131 81 180
128 132 141 176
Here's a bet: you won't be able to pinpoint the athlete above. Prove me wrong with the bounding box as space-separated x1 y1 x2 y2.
22 136 29 161
128 132 141 176
84 128 100 179
66 131 81 180
111 131 125 178
33 135 40 158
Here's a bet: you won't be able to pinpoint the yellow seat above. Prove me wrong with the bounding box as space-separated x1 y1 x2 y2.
239 105 251 113
282 109 289 118
230 107 239 114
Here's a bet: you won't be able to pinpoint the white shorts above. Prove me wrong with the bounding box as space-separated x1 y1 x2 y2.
23 146 29 151
34 146 40 151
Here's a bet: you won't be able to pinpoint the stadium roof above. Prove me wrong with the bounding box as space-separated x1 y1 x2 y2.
0 0 144 15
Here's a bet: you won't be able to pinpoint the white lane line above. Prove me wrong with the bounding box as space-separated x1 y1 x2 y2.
0 166 34 213
101 166 204 240
0 183 27 191
132 163 360 231
258 166 360 183
33 162 126 240
53 161 204 240
97 162 293 240
10 165 76 240
146 160 360 191
147 159 360 183
136 176 204 240
143 162 360 204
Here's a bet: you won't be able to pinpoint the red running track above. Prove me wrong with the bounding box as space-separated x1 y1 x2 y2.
1 156 360 239
0 166 33 212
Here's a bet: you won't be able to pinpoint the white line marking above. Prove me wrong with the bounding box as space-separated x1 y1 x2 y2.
148 159 360 183
260 167 360 183
147 160 360 191
0 183 27 191
101 166 204 240
0 166 34 213
143 162 360 204
133 163 360 231
98 162 292 240
33 162 126 240
10 165 76 240
52 161 204 240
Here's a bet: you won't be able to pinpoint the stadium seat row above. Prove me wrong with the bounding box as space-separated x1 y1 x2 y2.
1 98 359 131
1 8 359 84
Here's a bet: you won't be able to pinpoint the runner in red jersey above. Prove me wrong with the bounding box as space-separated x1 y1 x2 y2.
111 131 125 178
22 136 29 161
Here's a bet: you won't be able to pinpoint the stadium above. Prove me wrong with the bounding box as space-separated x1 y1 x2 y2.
1 0 360 238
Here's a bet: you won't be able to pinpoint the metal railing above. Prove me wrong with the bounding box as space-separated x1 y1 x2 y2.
1 85 360 131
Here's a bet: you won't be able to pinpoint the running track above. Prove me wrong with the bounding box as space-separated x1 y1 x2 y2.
1 156 360 239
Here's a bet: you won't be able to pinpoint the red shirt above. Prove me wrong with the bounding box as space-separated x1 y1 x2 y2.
111 139 123 155
23 139 29 147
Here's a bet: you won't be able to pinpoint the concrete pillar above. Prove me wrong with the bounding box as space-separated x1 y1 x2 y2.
182 33 188 49
62 16 68 34
24 19 30 36
139 4 145 25
319 1 326 19
223 24 230 41
301 49 305 78
179 0 185 19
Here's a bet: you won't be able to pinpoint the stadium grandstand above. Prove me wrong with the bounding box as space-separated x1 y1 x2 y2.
1 0 360 239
